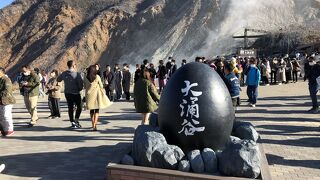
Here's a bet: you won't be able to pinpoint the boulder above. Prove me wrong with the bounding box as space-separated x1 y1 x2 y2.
218 140 261 178
233 125 259 142
120 154 134 165
132 125 166 166
188 150 204 173
201 148 218 173
232 121 253 132
168 145 185 161
178 160 190 172
229 136 241 144
151 145 178 169
132 125 185 169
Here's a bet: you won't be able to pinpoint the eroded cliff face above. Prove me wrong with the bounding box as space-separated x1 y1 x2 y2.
0 0 319 75
0 0 222 74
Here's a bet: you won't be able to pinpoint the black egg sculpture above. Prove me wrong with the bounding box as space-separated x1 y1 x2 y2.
158 62 234 152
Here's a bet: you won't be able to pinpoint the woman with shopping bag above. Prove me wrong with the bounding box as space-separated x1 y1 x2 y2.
84 65 112 131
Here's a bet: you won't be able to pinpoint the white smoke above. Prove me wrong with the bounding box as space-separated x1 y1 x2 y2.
195 0 318 58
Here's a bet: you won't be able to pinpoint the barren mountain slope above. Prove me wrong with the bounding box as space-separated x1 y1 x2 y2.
0 0 319 75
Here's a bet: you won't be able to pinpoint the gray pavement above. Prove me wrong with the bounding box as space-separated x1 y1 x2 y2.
0 81 319 180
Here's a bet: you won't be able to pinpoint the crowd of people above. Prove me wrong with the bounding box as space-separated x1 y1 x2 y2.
0 53 319 138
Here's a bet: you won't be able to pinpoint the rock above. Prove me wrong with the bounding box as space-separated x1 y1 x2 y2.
120 154 134 165
201 148 218 173
229 136 241 144
218 140 261 178
233 125 259 142
132 125 166 166
132 125 185 169
178 160 190 172
158 62 234 152
151 145 178 169
149 113 159 127
188 150 204 173
168 145 185 161
232 121 254 132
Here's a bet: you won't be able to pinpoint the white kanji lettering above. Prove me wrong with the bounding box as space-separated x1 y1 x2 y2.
179 99 187 117
178 121 205 136
181 81 202 97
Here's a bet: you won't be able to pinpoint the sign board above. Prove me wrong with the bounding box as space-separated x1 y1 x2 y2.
238 49 257 57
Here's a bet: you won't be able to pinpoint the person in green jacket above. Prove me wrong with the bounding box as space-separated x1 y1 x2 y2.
134 68 160 125
19 65 40 127
0 67 16 136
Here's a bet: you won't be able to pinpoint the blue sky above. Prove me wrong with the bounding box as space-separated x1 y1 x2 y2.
0 0 14 9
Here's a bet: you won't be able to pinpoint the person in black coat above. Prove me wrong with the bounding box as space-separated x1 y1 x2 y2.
103 65 115 101
157 60 167 93
134 64 141 83
168 59 177 79
304 57 320 113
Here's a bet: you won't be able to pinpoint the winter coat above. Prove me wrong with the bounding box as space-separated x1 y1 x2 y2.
246 65 261 86
0 75 16 105
103 71 115 91
277 61 287 82
157 65 166 80
134 78 160 113
57 70 83 94
19 72 40 97
134 69 141 83
84 75 111 110
122 70 131 92
292 61 301 72
46 77 62 99
114 70 123 92
305 62 320 85
225 73 240 98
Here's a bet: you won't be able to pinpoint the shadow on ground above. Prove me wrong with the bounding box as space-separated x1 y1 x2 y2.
1 143 131 180
266 154 320 170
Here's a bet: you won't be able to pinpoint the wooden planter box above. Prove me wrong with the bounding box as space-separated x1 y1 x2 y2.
106 144 271 180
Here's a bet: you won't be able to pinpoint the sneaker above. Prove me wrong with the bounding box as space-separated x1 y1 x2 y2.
251 104 256 107
5 131 14 136
248 102 252 106
53 116 60 119
265 84 270 86
48 115 54 119
278 83 282 85
70 122 78 129
0 164 5 173
75 120 82 128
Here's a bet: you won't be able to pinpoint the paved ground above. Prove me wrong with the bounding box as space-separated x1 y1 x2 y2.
0 81 319 180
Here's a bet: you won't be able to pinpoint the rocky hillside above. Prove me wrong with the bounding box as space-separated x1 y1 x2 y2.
0 0 319 75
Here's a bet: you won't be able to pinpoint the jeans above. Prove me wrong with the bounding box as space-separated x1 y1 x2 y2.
247 85 258 105
0 105 13 132
48 97 61 117
65 94 82 123
24 96 39 124
309 83 319 109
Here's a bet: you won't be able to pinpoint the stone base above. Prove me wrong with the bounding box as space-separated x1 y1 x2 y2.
106 144 271 180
